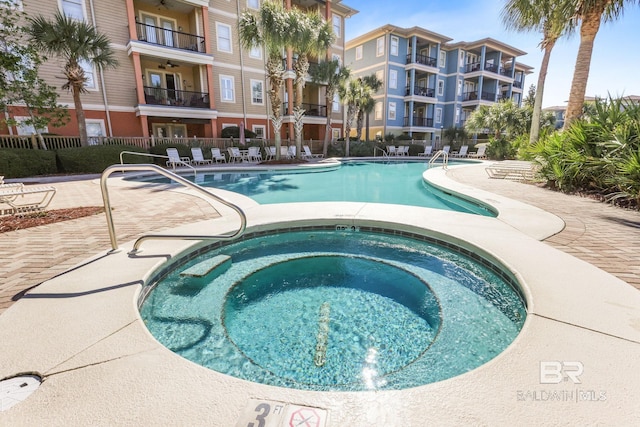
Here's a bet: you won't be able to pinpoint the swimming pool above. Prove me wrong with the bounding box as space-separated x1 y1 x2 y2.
140 227 526 391
144 160 494 216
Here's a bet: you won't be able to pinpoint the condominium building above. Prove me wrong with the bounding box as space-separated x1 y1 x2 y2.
345 25 533 143
3 0 357 141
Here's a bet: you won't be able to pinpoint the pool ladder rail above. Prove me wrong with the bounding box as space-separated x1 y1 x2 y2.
100 164 247 255
428 150 449 169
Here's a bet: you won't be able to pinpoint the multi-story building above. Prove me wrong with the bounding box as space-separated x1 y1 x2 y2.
345 25 533 143
2 0 356 142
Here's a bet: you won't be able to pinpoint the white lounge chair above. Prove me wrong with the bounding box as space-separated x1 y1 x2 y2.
398 145 410 156
303 145 323 159
1 183 56 215
166 148 191 168
288 145 297 158
468 145 487 159
227 147 244 163
211 147 227 163
280 146 291 159
418 145 433 157
247 146 262 162
190 147 212 165
442 145 451 155
453 145 469 158
265 146 276 161
386 146 397 156
485 160 538 181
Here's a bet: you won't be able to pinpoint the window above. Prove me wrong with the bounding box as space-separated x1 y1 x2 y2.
252 125 265 139
332 93 340 112
439 51 446 68
332 15 341 38
389 69 397 89
390 36 399 56
249 45 262 59
216 23 232 53
86 119 105 145
457 79 462 96
375 102 382 120
332 128 341 140
79 60 96 90
459 51 464 67
251 80 263 105
437 80 444 96
376 37 384 56
355 45 363 60
61 0 84 20
247 0 259 9
455 107 460 123
388 102 396 120
220 75 235 102
375 69 384 84
435 108 442 123
14 116 47 135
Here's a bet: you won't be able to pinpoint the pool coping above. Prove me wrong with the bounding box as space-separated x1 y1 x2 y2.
1 163 639 425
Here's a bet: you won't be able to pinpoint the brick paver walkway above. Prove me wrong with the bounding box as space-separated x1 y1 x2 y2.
1 165 639 314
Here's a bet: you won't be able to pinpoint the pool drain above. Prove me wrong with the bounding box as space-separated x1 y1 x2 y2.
0 375 41 412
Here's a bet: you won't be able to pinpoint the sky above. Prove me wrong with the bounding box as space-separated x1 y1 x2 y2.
343 0 640 108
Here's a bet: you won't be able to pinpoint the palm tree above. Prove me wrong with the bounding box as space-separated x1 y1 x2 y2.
310 59 350 157
28 12 117 147
339 78 371 157
289 9 334 159
238 1 293 160
564 0 638 128
502 0 573 144
355 74 383 142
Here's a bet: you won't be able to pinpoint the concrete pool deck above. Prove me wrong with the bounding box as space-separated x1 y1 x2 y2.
1 161 639 425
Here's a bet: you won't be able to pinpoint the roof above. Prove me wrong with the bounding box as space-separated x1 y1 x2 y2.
346 24 453 49
446 38 527 57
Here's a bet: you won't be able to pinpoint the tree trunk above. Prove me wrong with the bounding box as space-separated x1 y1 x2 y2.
530 37 556 144
564 9 603 128
293 54 309 160
355 110 363 141
73 85 88 147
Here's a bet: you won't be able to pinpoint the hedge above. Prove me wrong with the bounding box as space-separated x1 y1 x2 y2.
0 148 58 178
56 145 151 174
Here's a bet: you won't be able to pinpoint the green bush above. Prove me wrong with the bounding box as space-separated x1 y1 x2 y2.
220 126 257 139
349 141 376 157
0 148 58 178
56 145 151 174
486 137 517 160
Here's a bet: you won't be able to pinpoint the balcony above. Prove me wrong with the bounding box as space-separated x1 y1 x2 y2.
406 53 437 67
136 22 205 53
481 91 496 101
144 86 210 108
404 116 434 127
405 86 436 97
500 68 513 77
463 91 496 102
282 102 327 117
513 81 523 89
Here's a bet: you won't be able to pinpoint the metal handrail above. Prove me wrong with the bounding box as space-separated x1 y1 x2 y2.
119 151 196 176
428 150 449 169
100 164 246 254
373 146 388 158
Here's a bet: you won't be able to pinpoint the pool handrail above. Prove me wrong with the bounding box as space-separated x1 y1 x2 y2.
100 164 246 254
429 150 449 169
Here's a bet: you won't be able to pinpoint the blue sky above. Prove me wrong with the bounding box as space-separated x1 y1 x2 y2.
344 0 640 108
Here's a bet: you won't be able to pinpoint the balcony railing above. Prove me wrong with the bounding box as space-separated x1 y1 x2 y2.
465 62 482 73
513 81 523 89
481 91 496 101
282 102 327 117
403 116 434 127
500 68 513 77
143 86 210 108
465 62 512 77
463 91 478 101
136 22 205 53
407 53 437 67
405 86 436 97
484 62 499 73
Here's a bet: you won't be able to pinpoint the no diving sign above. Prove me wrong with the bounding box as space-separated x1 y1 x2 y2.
237 399 328 427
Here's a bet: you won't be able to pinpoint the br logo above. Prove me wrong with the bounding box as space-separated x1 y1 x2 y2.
539 361 584 384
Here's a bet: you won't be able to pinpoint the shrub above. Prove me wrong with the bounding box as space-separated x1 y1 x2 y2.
220 126 257 139
349 141 376 157
0 148 57 178
56 145 151 174
486 137 517 160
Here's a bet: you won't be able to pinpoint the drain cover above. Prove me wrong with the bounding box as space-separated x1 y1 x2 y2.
0 375 41 411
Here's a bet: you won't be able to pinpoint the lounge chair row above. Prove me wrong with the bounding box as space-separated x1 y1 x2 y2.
165 145 323 167
485 160 538 181
0 182 57 215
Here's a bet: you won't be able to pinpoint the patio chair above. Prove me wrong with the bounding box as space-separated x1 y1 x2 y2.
442 145 451 155
398 145 410 156
247 146 262 162
485 161 538 181
227 147 244 163
1 183 56 215
280 146 291 159
418 145 433 157
190 147 213 165
452 145 469 158
303 145 323 159
210 147 227 163
288 145 297 158
387 146 398 156
265 146 276 161
468 145 487 159
166 148 191 168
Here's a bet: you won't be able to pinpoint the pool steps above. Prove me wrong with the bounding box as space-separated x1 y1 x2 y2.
170 255 232 297
180 255 232 278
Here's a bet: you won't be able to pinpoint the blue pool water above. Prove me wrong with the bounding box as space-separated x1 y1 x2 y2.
140 229 526 391
147 160 494 215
